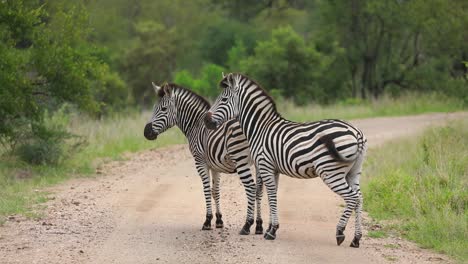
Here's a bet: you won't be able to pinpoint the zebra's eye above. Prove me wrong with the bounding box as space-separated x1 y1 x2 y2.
221 97 228 103
161 107 167 111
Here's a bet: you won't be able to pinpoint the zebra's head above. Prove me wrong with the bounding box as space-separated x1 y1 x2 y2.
204 73 241 130
144 82 177 140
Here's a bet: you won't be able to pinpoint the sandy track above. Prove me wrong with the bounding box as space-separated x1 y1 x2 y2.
1 112 466 264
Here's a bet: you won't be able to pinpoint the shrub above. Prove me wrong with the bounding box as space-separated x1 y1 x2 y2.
15 108 86 165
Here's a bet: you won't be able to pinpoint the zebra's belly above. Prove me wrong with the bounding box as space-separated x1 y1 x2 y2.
278 163 319 179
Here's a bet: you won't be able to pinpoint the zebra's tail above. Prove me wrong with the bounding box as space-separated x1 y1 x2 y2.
319 133 365 162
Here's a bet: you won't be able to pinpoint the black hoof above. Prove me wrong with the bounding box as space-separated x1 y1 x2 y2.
215 213 223 228
202 224 212 230
264 231 276 240
239 219 254 235
266 223 272 234
202 214 213 230
255 226 263 234
350 239 359 248
255 219 263 234
336 228 345 246
263 224 278 240
350 235 361 248
239 228 250 235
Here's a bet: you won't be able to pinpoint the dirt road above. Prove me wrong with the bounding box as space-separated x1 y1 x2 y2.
1 112 466 264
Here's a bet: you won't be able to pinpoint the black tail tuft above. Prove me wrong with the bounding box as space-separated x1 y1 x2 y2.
319 134 356 162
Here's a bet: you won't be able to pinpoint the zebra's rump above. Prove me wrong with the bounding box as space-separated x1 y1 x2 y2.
268 119 365 179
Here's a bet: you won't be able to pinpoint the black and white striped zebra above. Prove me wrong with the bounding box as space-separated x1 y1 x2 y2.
144 82 264 235
204 73 367 247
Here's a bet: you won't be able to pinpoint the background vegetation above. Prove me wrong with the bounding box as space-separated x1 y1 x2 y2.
363 120 468 261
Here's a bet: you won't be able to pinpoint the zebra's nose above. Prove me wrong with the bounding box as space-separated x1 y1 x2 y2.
204 112 217 130
144 123 157 140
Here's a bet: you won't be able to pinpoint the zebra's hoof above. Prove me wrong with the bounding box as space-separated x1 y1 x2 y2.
255 226 263 235
263 224 278 240
202 224 212 230
255 219 263 234
264 231 276 240
239 219 253 235
266 223 272 234
350 238 360 248
336 229 345 246
215 220 224 228
239 228 250 235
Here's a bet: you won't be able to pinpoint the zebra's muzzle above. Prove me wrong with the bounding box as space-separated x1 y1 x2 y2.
204 112 218 130
144 123 158 140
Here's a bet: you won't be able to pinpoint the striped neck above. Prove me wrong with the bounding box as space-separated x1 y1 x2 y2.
238 83 282 141
173 88 210 137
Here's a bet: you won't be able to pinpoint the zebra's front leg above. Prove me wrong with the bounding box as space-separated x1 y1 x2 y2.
260 167 279 240
265 172 280 235
211 171 224 228
236 165 256 235
195 162 213 230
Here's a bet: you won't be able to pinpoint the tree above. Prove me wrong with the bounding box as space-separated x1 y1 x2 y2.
239 26 345 104
0 1 127 150
320 0 468 99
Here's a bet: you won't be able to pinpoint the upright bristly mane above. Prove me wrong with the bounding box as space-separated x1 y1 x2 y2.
159 83 211 110
219 73 278 113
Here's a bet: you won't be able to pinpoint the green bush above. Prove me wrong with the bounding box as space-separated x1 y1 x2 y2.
174 64 225 99
15 108 86 165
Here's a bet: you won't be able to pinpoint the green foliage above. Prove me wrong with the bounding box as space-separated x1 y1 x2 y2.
0 0 128 152
15 108 86 165
239 26 345 104
174 64 225 98
320 0 468 100
199 19 256 67
363 120 468 260
121 21 177 105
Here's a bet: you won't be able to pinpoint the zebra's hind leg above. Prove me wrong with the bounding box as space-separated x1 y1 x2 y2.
211 171 224 228
255 170 264 234
196 162 213 230
346 155 365 248
322 171 360 246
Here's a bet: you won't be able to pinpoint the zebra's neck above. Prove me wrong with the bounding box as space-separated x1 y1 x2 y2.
174 90 210 138
238 84 282 143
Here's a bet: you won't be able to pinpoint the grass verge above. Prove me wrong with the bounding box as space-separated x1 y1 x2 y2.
362 119 468 261
0 111 186 220
280 93 465 122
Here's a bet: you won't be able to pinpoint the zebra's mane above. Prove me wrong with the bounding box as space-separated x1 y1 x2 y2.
220 73 278 113
159 83 211 110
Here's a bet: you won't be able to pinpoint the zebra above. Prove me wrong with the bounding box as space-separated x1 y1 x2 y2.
204 73 367 247
143 82 265 235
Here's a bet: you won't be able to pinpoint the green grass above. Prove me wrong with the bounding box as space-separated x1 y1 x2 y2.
368 230 388 238
362 119 468 261
280 93 465 122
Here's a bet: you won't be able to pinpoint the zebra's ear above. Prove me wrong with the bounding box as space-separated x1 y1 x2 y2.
152 82 160 94
222 72 225 78
163 84 172 96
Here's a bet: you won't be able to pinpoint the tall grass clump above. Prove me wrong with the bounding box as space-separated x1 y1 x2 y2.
362 119 468 261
